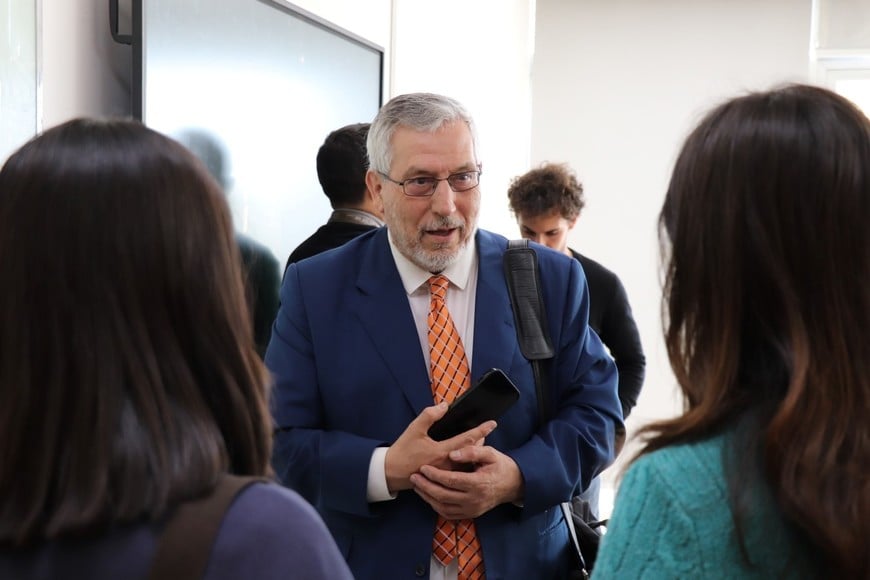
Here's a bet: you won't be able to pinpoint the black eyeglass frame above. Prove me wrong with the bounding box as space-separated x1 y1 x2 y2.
378 167 482 197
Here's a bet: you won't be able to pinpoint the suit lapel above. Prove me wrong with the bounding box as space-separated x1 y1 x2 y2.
351 229 518 411
352 229 433 414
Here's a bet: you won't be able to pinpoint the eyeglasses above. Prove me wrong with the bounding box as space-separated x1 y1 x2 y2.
379 169 482 197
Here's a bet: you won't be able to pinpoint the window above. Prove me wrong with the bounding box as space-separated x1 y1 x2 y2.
811 0 870 115
132 0 383 262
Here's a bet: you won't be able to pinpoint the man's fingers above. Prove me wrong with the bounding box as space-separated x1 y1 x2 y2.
411 472 484 520
448 443 493 465
411 471 468 502
413 486 466 519
417 402 449 429
445 420 497 448
417 465 471 491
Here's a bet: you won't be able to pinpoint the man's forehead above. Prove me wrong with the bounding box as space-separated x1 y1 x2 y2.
389 122 476 171
391 120 471 141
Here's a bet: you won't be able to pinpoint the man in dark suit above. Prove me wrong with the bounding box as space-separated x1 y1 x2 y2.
235 234 280 356
285 123 383 267
266 93 622 580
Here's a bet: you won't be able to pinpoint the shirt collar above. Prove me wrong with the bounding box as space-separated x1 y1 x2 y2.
387 230 477 295
328 208 384 228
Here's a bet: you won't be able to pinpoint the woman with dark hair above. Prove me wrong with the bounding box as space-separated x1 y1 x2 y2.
594 84 869 578
0 118 352 579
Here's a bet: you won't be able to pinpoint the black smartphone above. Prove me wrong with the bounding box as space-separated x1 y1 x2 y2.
427 368 520 441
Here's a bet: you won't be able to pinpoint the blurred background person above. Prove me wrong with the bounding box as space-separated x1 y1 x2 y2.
286 122 383 267
175 127 280 357
0 118 352 580
595 84 869 578
508 162 645 518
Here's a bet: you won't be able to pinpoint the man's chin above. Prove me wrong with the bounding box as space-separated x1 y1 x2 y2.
411 246 461 273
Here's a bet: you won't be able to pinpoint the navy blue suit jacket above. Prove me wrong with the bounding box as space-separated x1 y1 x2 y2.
266 228 621 580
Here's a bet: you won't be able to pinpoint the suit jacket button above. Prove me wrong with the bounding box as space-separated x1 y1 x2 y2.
415 564 426 576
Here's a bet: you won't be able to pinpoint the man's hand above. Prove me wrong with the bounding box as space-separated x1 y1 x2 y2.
409 446 524 520
384 402 497 494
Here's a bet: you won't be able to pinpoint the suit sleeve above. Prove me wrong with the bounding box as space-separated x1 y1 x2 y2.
265 264 383 517
506 257 623 514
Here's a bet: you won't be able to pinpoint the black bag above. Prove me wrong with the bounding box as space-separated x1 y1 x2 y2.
503 239 605 578
570 496 607 572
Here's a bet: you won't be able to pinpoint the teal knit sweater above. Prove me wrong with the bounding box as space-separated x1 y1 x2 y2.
593 431 815 579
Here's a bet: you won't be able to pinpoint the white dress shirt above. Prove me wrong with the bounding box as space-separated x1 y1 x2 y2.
366 231 479 580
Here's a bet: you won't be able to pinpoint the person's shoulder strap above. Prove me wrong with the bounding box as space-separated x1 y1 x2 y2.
504 239 554 425
503 239 554 362
504 239 591 578
148 475 267 580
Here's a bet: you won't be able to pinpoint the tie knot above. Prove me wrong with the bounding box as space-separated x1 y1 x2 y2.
429 275 449 302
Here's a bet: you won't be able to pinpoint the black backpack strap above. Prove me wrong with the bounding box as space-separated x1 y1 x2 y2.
503 239 589 578
148 475 266 580
503 239 554 361
503 239 554 427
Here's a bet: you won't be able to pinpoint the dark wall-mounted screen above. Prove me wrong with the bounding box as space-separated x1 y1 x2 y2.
133 0 383 263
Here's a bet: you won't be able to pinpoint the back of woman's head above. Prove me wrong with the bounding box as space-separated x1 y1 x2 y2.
654 84 869 577
0 118 272 546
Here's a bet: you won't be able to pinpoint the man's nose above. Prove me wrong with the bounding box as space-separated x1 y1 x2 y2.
429 179 457 215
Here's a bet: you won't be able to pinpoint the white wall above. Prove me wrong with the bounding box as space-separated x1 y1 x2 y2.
0 0 39 163
41 0 130 128
531 0 813 493
390 0 534 235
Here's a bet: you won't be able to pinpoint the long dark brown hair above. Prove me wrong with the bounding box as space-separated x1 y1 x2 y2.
640 84 869 577
0 119 272 546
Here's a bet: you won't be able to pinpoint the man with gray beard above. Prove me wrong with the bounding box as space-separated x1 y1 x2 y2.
266 93 622 580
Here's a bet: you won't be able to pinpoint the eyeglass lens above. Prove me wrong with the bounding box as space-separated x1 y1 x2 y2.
404 171 480 196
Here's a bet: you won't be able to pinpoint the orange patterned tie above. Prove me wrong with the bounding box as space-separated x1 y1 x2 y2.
427 275 485 580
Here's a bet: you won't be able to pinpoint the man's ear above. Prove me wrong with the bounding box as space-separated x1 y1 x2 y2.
365 170 385 216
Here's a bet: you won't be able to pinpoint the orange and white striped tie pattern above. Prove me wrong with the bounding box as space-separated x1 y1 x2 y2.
427 275 485 580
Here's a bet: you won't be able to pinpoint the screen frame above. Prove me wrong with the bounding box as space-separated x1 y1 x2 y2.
130 0 384 121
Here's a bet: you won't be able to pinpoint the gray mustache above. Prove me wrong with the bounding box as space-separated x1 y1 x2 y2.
423 217 464 231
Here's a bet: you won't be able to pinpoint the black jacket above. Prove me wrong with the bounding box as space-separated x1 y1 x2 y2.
571 249 645 418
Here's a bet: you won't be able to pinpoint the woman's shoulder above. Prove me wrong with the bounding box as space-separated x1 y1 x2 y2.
227 480 321 522
631 433 727 473
205 482 352 580
619 434 730 513
603 431 815 578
